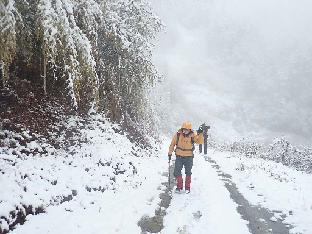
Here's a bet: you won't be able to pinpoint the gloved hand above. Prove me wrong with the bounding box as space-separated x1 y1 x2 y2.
168 154 172 161
197 126 203 134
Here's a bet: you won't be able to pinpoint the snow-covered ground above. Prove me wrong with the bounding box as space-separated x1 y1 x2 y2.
1 121 312 234
0 115 167 234
209 149 312 234
7 156 167 234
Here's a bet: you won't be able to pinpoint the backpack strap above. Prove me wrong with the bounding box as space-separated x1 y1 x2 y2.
189 136 195 151
176 132 180 147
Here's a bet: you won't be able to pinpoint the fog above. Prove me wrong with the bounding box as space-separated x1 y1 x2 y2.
151 0 312 145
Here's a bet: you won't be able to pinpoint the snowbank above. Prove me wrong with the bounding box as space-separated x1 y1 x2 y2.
0 115 167 233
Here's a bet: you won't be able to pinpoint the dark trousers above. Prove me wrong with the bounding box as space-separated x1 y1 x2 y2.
173 156 193 177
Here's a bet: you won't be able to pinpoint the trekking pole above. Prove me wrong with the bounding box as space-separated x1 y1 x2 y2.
168 158 171 189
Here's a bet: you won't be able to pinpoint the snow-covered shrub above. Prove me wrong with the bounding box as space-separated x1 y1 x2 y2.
260 138 312 173
214 136 312 173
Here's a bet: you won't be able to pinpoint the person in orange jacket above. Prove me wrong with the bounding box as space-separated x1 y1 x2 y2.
168 121 204 193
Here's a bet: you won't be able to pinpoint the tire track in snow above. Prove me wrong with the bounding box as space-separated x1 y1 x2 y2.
138 163 175 233
204 155 293 234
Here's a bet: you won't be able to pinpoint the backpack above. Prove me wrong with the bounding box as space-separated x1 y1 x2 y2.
176 132 195 152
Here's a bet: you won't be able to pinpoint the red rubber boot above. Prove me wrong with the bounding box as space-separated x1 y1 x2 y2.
175 176 183 193
185 175 191 193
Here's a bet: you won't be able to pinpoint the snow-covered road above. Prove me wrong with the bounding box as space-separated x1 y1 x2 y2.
162 154 250 234
147 149 311 234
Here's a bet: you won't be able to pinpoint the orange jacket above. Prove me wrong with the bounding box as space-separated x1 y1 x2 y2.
168 129 204 157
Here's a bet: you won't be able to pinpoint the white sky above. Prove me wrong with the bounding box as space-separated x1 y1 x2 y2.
151 0 312 145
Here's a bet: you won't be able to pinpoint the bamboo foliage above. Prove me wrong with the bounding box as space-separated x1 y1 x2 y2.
0 0 17 86
0 0 162 137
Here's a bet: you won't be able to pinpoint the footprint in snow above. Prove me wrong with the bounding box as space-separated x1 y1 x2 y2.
177 225 190 234
192 210 202 221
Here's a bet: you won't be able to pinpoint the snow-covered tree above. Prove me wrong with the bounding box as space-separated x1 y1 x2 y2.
35 0 99 109
0 0 17 87
98 0 162 140
0 0 162 142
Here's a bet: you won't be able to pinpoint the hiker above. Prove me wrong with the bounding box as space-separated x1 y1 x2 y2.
168 121 204 194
